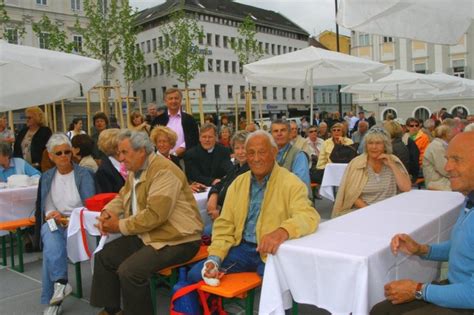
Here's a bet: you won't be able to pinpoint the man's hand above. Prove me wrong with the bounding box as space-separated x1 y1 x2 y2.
45 210 62 223
203 260 223 279
175 147 186 157
190 182 207 193
257 228 289 255
96 210 120 234
391 234 428 256
384 279 418 304
211 178 221 186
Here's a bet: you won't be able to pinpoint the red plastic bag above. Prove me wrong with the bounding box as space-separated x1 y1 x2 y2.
85 193 117 211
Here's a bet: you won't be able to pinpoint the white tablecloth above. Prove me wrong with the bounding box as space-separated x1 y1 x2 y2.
0 185 37 236
259 190 464 315
67 189 211 263
319 163 348 201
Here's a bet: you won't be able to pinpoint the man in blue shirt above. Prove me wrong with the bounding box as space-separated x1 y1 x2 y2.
0 142 40 182
371 131 474 314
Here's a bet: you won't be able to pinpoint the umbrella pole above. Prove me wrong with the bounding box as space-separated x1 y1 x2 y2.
234 94 238 130
126 97 131 127
61 100 66 132
310 72 314 125
86 92 92 135
138 97 142 115
8 111 13 134
44 104 49 128
258 91 263 127
52 102 57 132
199 91 204 126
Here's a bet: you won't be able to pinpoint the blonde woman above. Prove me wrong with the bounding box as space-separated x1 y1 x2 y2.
13 106 52 169
95 129 125 193
150 126 180 167
129 111 150 134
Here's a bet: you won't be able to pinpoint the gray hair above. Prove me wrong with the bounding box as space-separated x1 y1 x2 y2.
231 130 249 148
363 127 393 154
200 122 217 135
46 133 71 153
147 102 158 110
270 119 290 132
423 119 435 129
464 123 474 132
0 142 12 157
245 130 278 149
118 129 154 154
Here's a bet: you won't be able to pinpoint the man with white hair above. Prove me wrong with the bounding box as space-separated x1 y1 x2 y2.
187 130 320 283
90 130 203 315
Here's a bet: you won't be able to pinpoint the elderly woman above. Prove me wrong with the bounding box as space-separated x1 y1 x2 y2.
150 126 180 167
71 134 98 173
422 124 456 191
66 118 86 140
383 120 412 178
218 126 232 148
205 131 249 234
14 106 52 170
129 110 150 134
39 133 95 314
332 128 411 217
95 129 126 193
0 142 40 182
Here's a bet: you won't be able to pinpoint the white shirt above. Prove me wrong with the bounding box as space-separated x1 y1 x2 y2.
131 177 139 216
45 170 82 217
109 156 121 173
167 110 186 153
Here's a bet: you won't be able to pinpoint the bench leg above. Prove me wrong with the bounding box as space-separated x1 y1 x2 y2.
72 262 83 298
1 235 6 266
15 229 25 272
292 300 299 315
150 275 158 315
9 231 15 270
244 288 256 315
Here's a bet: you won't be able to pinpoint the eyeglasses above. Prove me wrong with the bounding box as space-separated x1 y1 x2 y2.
332 128 342 132
54 150 72 156
408 124 419 128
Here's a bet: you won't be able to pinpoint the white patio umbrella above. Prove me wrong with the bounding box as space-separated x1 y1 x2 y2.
0 40 102 111
425 72 474 98
337 0 474 45
243 46 390 120
340 70 461 99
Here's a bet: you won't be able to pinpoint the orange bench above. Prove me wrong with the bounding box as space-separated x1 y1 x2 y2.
150 244 209 314
0 217 36 272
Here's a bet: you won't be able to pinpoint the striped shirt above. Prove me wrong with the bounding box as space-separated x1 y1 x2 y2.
360 165 398 206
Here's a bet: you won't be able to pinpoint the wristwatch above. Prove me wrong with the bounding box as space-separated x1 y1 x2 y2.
415 283 424 300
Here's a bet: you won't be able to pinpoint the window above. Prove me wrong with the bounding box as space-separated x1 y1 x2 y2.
165 60 170 74
198 33 204 45
283 46 287 54
277 45 281 55
328 92 332 104
147 64 152 77
224 60 229 72
164 34 170 48
322 92 326 103
265 43 269 54
36 0 47 5
153 63 158 76
231 61 237 73
39 32 50 49
215 34 220 47
141 90 147 103
382 108 397 120
358 33 370 46
252 86 256 99
146 40 151 53
271 44 275 55
282 88 287 100
71 0 80 10
151 88 156 102
201 84 207 98
413 107 430 121
240 86 245 100
300 88 304 100
214 85 220 99
383 36 393 43
227 85 233 99
273 87 277 100
6 29 18 44
207 33 212 46
152 38 157 51
141 42 145 52
414 63 426 74
223 36 228 48
208 59 213 72
453 60 465 78
159 61 164 75
451 106 468 119
73 35 82 52
216 59 221 72
239 62 243 74
161 87 166 98
158 37 163 49
262 87 267 100
289 47 293 52
230 37 236 48
291 88 296 100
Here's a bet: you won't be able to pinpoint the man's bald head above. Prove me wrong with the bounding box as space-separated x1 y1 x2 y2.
445 132 474 195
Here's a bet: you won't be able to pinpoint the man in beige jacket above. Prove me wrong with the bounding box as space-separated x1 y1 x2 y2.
90 130 203 315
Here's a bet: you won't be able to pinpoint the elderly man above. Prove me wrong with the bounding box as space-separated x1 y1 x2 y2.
318 122 330 140
0 114 14 144
352 120 369 154
145 102 159 124
289 120 312 158
90 130 203 315
151 88 199 157
371 132 474 314
188 130 320 283
39 134 95 315
352 111 368 134
0 142 40 181
271 119 310 189
184 123 233 186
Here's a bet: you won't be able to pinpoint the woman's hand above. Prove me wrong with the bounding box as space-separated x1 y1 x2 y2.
376 153 395 167
207 194 220 220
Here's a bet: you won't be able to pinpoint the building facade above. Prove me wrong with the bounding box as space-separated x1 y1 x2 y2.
350 24 474 122
134 0 311 119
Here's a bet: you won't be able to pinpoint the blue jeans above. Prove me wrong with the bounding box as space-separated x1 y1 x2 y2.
41 223 68 304
187 241 265 283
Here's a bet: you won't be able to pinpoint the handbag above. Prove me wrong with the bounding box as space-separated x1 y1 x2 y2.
329 143 358 164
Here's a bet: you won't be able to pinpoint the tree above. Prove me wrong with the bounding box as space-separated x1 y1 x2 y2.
155 10 207 89
232 15 263 71
32 15 75 52
0 0 26 43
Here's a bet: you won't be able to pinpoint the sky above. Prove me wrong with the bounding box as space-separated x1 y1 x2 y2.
129 0 350 37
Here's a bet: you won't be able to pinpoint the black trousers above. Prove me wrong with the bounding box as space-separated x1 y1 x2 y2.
90 235 200 315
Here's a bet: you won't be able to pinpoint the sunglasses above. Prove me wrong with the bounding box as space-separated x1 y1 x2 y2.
54 150 72 156
408 124 419 128
332 128 342 132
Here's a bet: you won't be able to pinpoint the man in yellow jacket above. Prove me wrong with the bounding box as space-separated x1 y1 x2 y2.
188 130 320 284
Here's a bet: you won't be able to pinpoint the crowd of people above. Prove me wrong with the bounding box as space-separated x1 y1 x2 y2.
1 89 474 314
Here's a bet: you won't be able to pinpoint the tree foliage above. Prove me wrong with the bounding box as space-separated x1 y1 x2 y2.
32 15 75 52
0 0 26 42
232 15 262 66
155 10 207 88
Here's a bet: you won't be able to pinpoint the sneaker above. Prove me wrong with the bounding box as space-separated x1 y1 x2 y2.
43 305 61 315
49 282 72 305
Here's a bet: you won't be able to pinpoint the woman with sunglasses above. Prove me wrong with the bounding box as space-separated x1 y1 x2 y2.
13 106 52 171
37 133 95 314
332 128 411 217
